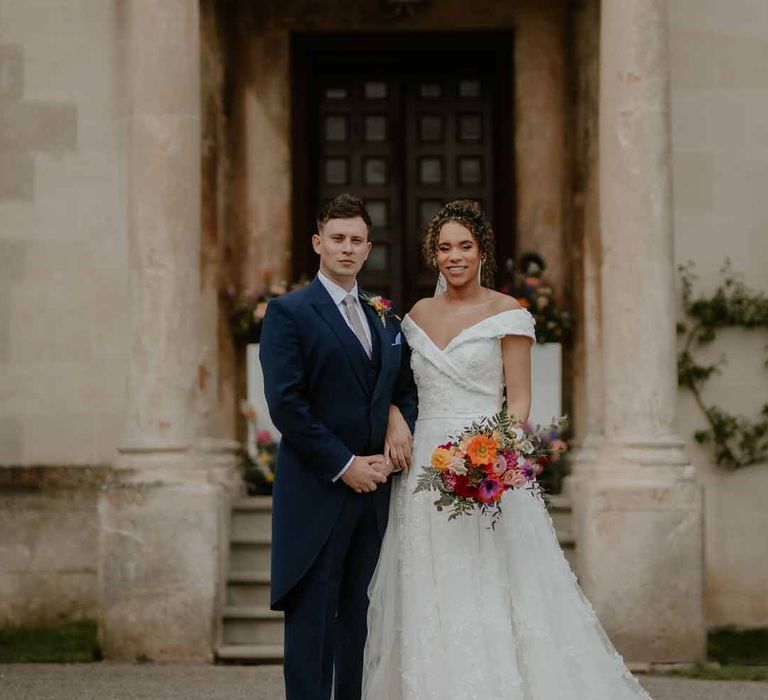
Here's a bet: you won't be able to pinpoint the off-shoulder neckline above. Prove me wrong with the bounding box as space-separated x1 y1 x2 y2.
402 309 530 353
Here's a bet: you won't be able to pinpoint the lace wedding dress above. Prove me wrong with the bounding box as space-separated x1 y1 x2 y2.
362 310 652 700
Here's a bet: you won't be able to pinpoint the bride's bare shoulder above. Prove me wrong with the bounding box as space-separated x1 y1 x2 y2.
408 297 438 325
485 289 523 313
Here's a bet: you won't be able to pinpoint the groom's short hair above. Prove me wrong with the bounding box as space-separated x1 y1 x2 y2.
317 193 372 233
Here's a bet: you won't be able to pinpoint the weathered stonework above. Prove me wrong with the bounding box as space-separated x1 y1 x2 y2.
97 0 239 659
99 444 238 660
0 466 109 626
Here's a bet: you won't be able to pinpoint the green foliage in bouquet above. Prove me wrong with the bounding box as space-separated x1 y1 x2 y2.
677 260 768 470
499 252 573 345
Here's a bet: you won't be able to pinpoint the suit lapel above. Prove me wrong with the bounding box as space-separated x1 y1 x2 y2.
360 294 393 401
309 278 371 397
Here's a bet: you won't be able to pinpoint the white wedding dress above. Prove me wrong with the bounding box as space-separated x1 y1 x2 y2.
362 309 652 700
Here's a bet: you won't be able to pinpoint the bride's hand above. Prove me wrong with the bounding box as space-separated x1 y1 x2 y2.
384 405 413 472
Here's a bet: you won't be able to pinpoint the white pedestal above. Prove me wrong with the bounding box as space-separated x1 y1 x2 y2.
246 344 280 458
529 342 562 427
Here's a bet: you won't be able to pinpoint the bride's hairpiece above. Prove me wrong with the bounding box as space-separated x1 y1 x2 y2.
422 200 496 287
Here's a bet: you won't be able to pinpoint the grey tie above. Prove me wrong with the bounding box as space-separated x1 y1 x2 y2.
341 294 372 359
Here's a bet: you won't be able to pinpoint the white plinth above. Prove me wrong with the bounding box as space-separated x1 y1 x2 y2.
529 342 562 428
247 344 280 457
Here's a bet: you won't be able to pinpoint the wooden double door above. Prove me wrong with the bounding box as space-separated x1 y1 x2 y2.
292 35 514 311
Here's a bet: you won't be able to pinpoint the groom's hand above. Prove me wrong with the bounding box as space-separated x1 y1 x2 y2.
341 455 388 494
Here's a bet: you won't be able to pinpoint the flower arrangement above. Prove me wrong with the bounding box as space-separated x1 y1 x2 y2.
224 270 308 343
414 408 568 527
239 400 278 495
499 252 572 344
360 292 399 327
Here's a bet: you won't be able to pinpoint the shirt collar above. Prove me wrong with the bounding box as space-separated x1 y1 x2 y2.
317 269 359 307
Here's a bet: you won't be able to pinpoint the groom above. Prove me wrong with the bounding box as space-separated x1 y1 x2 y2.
259 193 418 700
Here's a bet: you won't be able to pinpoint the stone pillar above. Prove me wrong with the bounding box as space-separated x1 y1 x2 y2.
514 1 567 289
98 0 238 660
566 0 602 551
578 0 705 661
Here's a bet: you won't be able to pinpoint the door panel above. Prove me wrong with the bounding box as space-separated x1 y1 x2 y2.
297 35 512 312
404 76 494 306
317 76 403 303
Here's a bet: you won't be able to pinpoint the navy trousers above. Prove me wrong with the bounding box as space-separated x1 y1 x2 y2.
283 491 382 700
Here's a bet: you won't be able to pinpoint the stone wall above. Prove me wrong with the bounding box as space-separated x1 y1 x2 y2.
669 0 768 628
0 0 129 466
0 467 107 625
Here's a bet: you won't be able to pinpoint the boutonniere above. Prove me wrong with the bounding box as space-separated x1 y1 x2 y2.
360 292 399 328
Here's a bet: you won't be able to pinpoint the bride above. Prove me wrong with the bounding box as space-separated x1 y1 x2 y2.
363 201 652 699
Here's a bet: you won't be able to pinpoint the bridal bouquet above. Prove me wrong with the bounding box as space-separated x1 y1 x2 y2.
414 409 567 527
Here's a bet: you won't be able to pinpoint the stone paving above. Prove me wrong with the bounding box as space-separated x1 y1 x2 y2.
1 664 768 700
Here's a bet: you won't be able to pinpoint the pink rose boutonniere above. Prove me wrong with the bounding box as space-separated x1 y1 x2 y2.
360 292 399 328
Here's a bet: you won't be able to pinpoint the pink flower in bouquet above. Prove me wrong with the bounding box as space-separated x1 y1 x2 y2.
501 450 519 470
491 455 507 476
477 477 504 503
502 469 527 488
256 430 273 446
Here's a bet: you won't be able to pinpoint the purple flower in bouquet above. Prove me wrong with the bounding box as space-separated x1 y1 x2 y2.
520 461 536 480
477 477 504 504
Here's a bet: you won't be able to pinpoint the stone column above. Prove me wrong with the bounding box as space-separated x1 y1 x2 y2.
98 0 238 660
578 0 705 661
514 1 567 289
566 0 603 556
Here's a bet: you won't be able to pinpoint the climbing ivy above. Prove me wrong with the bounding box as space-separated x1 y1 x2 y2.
677 260 768 470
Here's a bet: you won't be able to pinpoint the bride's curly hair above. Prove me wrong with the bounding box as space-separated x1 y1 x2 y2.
422 200 496 287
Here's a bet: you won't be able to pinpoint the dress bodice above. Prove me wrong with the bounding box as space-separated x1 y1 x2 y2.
401 309 536 422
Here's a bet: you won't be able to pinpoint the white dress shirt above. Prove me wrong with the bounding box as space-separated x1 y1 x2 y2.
317 270 374 482
317 270 373 351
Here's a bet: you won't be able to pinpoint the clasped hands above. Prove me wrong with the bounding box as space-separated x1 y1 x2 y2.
341 405 413 494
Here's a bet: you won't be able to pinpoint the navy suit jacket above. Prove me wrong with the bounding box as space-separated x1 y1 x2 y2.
259 277 418 610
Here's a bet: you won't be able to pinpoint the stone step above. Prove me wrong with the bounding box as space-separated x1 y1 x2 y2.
219 495 578 654
231 497 273 539
227 571 271 608
216 643 284 664
221 606 284 646
229 536 271 573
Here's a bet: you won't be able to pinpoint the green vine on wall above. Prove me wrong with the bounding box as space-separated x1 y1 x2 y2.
677 260 768 470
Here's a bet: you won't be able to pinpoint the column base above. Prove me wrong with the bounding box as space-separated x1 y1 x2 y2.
98 440 240 660
577 437 706 663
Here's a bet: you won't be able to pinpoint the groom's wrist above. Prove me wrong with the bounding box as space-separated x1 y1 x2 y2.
332 455 355 483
